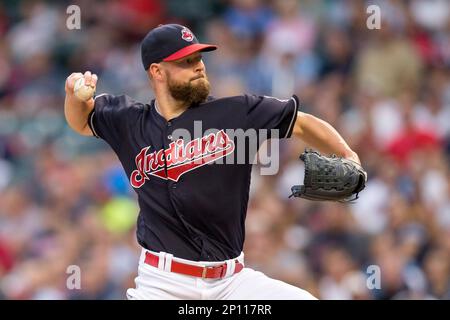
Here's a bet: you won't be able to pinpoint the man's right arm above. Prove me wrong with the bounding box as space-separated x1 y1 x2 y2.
64 71 98 136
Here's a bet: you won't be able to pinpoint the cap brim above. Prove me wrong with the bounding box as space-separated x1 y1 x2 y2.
163 43 218 62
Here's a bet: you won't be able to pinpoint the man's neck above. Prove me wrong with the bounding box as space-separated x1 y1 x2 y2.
154 93 189 121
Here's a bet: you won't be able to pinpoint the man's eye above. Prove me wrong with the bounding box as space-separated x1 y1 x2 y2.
187 56 201 64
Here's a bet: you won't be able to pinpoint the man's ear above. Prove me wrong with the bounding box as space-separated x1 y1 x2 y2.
149 63 164 81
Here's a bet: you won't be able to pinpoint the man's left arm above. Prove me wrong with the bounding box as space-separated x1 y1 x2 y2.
292 112 361 164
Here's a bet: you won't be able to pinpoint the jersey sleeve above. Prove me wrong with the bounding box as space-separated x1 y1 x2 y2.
87 93 143 147
245 94 299 138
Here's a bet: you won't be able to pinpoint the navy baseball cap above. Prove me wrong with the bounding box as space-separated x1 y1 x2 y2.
141 24 217 70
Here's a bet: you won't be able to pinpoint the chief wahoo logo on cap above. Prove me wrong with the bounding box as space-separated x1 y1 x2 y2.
181 27 194 42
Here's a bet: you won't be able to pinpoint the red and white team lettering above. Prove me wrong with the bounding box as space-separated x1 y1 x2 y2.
130 130 235 187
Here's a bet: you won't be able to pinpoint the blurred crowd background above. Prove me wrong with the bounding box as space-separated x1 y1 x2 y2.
0 0 449 300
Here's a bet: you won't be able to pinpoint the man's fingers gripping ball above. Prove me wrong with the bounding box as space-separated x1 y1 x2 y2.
73 71 97 101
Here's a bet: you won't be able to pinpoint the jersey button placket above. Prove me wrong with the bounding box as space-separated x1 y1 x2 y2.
167 121 173 141
168 127 177 190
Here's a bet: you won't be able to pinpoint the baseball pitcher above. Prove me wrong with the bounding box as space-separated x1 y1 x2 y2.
64 24 366 300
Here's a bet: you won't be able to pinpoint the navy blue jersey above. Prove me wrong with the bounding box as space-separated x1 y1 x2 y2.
88 94 299 261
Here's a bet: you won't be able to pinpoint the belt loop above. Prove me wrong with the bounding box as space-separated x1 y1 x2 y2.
164 253 173 272
238 252 245 264
158 252 166 270
224 259 235 278
140 249 147 265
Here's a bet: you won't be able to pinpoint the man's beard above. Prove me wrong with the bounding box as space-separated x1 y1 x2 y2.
166 73 210 106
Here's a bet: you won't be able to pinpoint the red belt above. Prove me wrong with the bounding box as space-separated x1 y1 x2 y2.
144 251 244 279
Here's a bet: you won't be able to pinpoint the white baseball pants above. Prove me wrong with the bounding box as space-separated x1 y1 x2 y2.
126 248 317 300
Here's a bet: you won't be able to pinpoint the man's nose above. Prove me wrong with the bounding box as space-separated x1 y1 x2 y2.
195 61 205 73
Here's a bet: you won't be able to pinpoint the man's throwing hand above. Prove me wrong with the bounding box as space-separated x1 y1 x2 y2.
65 71 98 102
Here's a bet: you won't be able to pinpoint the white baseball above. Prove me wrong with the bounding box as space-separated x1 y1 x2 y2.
73 77 95 101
